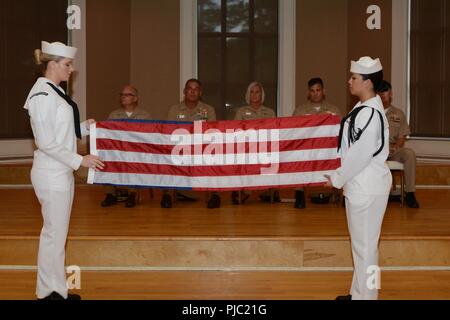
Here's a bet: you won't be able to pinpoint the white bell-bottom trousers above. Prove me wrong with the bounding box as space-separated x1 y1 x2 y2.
31 167 74 299
345 193 389 300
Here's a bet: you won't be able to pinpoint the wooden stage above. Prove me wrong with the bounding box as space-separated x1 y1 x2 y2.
0 186 449 300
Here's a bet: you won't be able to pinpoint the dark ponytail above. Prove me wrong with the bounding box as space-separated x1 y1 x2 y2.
362 70 384 92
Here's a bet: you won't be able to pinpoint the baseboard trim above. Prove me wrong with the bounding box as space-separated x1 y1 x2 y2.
0 185 33 189
0 158 33 165
0 184 449 190
1 265 450 272
416 185 450 190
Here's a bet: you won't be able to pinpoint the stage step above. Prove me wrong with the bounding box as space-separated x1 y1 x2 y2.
1 188 450 270
1 162 449 186
1 270 449 300
0 163 89 185
1 236 449 269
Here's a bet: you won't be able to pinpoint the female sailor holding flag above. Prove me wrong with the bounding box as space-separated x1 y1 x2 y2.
24 41 104 300
325 57 392 300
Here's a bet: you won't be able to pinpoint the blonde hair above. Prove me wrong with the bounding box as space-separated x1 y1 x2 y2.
34 49 64 74
245 81 265 105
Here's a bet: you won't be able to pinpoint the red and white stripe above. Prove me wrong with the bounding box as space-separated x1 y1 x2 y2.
87 114 341 191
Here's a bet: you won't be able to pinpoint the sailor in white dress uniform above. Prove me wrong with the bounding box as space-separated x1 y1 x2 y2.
326 57 392 300
24 41 104 300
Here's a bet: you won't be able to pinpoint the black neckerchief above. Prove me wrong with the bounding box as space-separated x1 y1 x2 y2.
337 106 385 157
46 82 82 139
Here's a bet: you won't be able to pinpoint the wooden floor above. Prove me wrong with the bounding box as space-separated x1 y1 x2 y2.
1 270 450 300
0 187 449 239
1 187 449 300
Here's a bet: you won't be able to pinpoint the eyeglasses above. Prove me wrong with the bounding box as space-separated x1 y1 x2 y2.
120 93 136 97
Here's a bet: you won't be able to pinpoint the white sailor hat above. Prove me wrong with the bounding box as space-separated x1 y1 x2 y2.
350 56 382 75
41 41 77 59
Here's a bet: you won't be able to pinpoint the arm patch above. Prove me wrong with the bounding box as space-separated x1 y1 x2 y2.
30 92 49 99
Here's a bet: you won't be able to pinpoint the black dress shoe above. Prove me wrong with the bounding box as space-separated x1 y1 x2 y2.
176 192 197 202
405 192 419 208
232 191 250 205
125 192 136 208
311 193 330 204
389 194 402 202
231 191 240 205
241 192 250 204
272 191 281 203
207 194 221 209
335 294 352 300
294 190 306 209
38 291 81 300
160 194 172 208
259 191 280 203
67 293 81 300
101 193 117 207
115 189 129 202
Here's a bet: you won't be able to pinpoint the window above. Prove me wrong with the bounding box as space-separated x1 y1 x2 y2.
410 0 450 138
197 0 278 120
0 0 68 139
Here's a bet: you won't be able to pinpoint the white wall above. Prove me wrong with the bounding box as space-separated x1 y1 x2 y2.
72 0 87 154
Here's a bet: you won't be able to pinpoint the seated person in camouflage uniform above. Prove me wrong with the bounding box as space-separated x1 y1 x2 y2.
161 79 221 209
101 85 151 208
233 81 278 205
377 80 419 208
292 78 342 209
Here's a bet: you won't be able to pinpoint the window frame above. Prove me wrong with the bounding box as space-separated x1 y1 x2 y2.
392 0 450 160
180 0 295 118
197 0 279 118
407 0 450 140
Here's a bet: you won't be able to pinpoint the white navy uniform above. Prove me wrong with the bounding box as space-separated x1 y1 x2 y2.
329 95 392 300
24 77 89 299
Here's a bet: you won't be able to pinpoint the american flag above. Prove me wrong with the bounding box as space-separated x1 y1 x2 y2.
87 114 341 191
